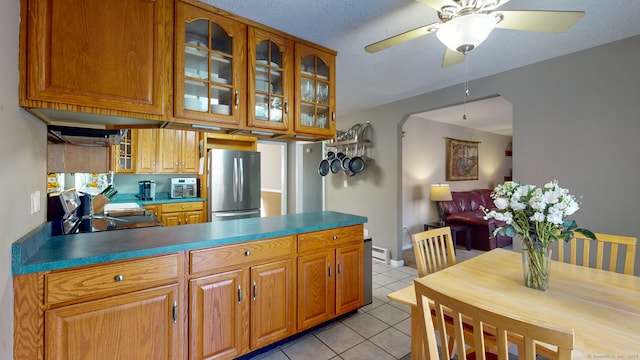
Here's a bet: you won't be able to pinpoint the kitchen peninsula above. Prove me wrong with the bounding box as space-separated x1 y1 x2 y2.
13 211 367 360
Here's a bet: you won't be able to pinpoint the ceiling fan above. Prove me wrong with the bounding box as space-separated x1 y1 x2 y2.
365 0 585 67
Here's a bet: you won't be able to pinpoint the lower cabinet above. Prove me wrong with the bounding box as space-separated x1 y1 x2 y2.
13 225 364 360
161 202 204 227
297 224 364 331
42 254 183 360
45 285 180 360
190 269 248 360
189 236 296 360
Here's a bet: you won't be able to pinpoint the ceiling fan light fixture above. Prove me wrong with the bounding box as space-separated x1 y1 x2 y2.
436 13 497 53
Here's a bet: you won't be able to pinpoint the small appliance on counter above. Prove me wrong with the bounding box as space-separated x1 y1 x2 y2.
137 180 156 200
170 177 197 199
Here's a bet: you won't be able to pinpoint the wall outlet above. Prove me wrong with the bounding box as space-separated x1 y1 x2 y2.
343 179 348 188
30 191 41 214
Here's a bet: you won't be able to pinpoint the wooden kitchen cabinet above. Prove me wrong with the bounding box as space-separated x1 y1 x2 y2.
174 1 246 128
158 129 200 174
190 269 248 360
46 285 180 360
135 129 200 174
135 129 159 174
43 254 183 360
189 236 295 360
246 27 294 133
294 43 336 139
297 224 364 331
161 202 204 227
144 204 161 218
20 0 171 121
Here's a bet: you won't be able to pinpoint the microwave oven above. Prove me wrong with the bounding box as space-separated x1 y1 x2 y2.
170 178 197 199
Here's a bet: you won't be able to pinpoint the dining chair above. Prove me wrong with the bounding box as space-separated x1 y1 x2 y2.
414 278 575 360
412 227 456 277
556 232 637 275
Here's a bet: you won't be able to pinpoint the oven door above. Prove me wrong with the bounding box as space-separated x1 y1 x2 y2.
171 185 184 199
184 185 197 198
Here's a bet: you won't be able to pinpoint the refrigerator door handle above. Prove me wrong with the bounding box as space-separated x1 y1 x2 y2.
233 157 238 203
212 210 260 218
239 158 244 202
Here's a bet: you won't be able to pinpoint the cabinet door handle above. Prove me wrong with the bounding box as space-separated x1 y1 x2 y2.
332 235 338 240
328 264 332 277
235 91 239 109
284 102 289 115
332 112 336 123
238 285 242 304
114 275 124 282
245 250 251 256
253 281 257 300
172 301 178 324
338 263 342 274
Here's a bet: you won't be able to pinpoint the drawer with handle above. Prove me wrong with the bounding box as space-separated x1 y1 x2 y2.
45 254 179 306
190 236 294 275
161 201 203 213
298 224 363 254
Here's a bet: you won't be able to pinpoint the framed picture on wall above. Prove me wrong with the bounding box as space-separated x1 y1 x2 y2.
446 138 480 181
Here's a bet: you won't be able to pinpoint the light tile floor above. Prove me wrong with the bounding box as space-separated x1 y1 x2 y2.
247 261 417 360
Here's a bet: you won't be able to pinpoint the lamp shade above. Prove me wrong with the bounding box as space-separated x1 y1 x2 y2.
436 13 497 53
430 184 453 201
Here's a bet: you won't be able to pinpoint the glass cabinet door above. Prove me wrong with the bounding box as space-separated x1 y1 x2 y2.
113 129 134 173
295 43 335 137
248 28 292 132
175 3 246 126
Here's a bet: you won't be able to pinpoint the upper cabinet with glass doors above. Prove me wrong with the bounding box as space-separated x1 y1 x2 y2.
246 28 293 133
174 2 246 127
294 43 336 138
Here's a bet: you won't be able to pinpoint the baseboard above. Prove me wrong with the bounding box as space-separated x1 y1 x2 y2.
390 258 404 267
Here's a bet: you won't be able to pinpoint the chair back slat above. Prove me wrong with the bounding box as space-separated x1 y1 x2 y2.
557 232 637 275
414 279 575 360
412 227 456 277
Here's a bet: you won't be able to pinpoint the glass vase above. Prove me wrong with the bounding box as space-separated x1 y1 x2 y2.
522 241 551 291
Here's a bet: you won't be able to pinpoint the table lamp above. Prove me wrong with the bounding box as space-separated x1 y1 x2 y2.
430 184 452 226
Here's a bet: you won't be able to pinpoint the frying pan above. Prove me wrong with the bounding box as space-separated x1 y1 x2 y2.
348 131 366 174
318 159 330 176
348 155 365 173
330 158 342 174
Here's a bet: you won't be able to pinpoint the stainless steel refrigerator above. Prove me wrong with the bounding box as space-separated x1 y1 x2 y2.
208 149 261 221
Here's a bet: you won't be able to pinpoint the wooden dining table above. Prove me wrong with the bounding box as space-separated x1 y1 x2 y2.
388 248 640 359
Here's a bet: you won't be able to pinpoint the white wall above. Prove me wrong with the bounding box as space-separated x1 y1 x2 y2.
328 35 640 273
401 117 512 249
1 1 48 356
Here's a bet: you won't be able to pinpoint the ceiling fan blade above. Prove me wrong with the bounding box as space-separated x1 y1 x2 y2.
415 0 458 12
365 22 440 53
495 10 585 33
442 48 464 67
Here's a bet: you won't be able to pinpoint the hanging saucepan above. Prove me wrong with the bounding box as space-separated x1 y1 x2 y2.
330 157 342 174
340 129 354 170
341 147 352 170
318 158 330 176
348 138 366 174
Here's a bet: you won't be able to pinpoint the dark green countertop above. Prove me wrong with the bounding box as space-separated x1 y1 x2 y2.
12 211 367 275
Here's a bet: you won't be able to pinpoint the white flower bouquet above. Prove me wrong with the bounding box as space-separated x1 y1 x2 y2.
483 180 595 247
483 180 595 290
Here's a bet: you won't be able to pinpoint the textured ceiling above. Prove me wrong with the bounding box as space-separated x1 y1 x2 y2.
203 0 640 133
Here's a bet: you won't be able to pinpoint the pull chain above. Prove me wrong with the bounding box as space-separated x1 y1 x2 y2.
463 54 469 120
